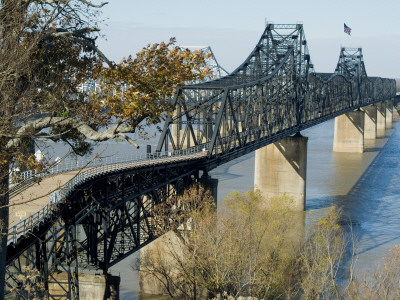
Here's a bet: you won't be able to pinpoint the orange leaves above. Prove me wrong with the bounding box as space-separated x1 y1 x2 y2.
90 38 211 127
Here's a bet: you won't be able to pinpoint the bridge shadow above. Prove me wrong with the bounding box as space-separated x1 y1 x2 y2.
306 121 400 257
275 140 302 175
363 147 384 152
210 152 254 181
364 107 377 123
347 112 364 134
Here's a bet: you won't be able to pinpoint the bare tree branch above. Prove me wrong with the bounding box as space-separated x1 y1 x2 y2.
77 0 108 8
5 116 136 149
71 36 113 66
117 133 139 148
27 0 108 8
44 26 113 65
55 27 101 36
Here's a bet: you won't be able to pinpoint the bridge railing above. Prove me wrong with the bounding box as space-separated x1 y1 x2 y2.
9 154 149 187
7 143 209 245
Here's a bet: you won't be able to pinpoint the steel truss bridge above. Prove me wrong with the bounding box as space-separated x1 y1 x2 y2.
5 24 396 299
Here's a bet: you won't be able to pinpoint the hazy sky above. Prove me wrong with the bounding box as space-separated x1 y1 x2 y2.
96 0 400 78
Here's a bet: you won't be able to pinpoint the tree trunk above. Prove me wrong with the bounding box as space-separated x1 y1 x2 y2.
0 173 9 300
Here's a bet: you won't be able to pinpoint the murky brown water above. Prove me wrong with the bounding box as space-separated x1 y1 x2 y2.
103 118 400 299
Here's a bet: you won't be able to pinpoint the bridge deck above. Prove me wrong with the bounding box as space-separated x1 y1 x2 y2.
4 23 398 299
9 170 81 228
8 150 208 234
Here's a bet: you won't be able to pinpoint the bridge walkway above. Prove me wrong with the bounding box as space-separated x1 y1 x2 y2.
7 149 208 242
9 170 81 228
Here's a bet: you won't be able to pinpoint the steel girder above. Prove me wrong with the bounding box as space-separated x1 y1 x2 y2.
156 24 396 161
185 24 312 89
180 46 229 82
69 159 202 269
4 23 397 299
5 157 203 298
334 47 367 80
6 221 79 299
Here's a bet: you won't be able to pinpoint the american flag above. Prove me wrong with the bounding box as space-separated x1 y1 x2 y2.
344 23 351 36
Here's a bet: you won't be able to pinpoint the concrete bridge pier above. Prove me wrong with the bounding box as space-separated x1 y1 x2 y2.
139 176 218 296
49 272 120 300
362 105 377 140
199 173 219 204
392 99 400 119
333 110 365 153
386 99 393 128
376 102 386 131
254 134 308 211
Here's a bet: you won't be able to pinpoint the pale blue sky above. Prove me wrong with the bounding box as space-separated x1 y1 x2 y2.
96 0 400 78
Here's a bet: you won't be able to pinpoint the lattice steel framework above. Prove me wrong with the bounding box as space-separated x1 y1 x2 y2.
5 23 396 299
180 46 229 82
156 24 395 160
5 156 204 299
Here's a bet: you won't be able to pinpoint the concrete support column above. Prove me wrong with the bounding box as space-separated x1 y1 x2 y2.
254 135 308 211
362 105 377 140
139 231 179 295
376 102 386 130
333 110 364 153
386 99 393 128
393 101 400 120
199 175 218 204
49 273 120 300
140 177 218 296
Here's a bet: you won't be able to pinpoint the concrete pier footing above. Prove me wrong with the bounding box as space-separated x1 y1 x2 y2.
254 135 308 211
199 175 219 204
139 176 218 296
139 230 181 295
333 110 365 153
362 105 377 140
393 104 400 120
48 272 120 300
376 102 386 130
386 100 393 128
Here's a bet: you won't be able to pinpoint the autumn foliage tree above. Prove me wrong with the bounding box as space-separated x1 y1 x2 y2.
139 188 352 299
90 38 211 142
0 0 211 297
345 246 400 299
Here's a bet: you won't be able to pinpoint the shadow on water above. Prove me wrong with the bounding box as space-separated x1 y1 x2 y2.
363 147 384 152
114 119 400 297
307 121 400 269
211 151 254 181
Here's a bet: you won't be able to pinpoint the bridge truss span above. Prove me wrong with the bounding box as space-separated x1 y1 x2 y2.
5 23 396 299
156 24 396 166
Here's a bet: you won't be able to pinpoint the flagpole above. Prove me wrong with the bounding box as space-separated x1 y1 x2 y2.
342 23 345 50
340 32 345 50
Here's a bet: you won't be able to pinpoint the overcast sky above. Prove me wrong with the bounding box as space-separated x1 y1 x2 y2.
96 0 400 78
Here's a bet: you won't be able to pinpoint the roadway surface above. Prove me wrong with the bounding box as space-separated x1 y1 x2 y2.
9 170 81 227
8 150 208 230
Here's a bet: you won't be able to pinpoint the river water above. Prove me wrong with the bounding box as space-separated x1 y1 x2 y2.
54 117 400 299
